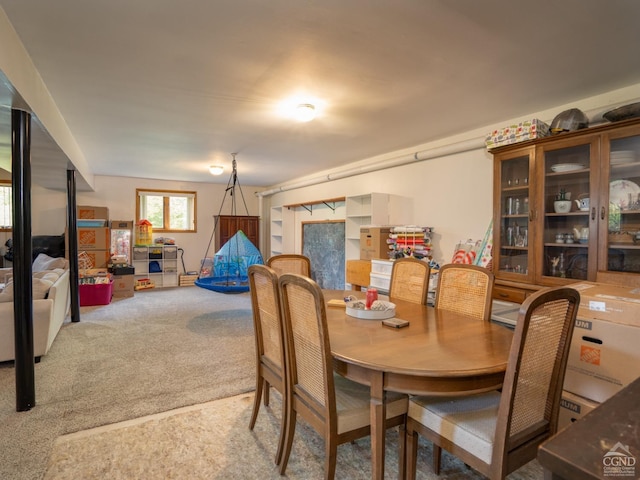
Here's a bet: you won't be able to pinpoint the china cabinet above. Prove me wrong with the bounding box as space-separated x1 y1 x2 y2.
492 118 640 299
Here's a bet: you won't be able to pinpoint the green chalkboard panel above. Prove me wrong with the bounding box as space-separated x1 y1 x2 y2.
302 221 345 290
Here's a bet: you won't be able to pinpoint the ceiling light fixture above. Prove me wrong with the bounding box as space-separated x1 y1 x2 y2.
295 103 316 122
209 165 224 175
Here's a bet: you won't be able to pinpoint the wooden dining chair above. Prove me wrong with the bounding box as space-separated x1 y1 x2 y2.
247 264 287 465
277 273 408 480
434 263 495 321
266 254 311 277
388 257 431 305
405 286 580 480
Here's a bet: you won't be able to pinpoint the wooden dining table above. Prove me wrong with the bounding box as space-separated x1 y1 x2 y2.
323 290 515 480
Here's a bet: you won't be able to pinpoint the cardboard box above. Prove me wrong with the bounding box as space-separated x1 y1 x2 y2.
81 250 111 269
563 316 640 403
78 227 110 251
110 220 134 230
485 118 550 150
568 281 640 327
360 227 391 260
112 273 134 298
78 205 109 220
558 390 599 431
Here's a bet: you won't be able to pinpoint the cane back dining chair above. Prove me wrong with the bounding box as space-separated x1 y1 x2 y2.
247 264 287 465
434 263 495 321
388 257 431 305
405 287 580 480
266 254 311 277
278 273 408 480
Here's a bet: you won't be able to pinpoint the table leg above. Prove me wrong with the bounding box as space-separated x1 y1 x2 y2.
370 372 386 480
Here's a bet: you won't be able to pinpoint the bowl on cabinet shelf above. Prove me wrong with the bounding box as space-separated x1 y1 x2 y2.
553 200 572 213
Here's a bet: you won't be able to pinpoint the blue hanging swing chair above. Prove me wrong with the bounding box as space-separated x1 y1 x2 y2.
195 153 263 293
195 230 263 293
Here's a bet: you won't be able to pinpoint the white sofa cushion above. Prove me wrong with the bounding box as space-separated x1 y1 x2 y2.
0 277 55 302
32 253 68 272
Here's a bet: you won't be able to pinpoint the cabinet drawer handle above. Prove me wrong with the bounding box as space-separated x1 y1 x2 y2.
601 206 606 220
591 207 596 221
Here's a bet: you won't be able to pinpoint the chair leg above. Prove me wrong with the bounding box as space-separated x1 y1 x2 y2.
397 424 406 480
324 438 338 480
263 379 270 406
405 425 419 480
278 410 297 475
274 389 287 466
249 374 264 430
432 445 442 475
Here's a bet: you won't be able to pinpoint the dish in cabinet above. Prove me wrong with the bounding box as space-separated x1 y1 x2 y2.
609 179 640 210
551 163 585 173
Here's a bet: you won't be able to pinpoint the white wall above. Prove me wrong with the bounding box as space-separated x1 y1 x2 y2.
266 147 492 265
31 175 264 273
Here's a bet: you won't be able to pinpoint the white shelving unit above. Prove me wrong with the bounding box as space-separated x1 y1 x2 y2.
345 193 412 261
133 245 179 288
269 206 294 258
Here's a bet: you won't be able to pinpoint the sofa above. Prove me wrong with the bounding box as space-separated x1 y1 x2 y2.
0 253 70 362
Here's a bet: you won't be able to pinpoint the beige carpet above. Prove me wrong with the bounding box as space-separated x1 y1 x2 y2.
44 391 544 480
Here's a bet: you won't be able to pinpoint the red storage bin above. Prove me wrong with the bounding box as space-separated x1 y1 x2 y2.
79 279 113 306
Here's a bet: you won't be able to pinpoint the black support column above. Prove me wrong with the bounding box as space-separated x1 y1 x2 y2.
11 109 35 412
67 169 80 323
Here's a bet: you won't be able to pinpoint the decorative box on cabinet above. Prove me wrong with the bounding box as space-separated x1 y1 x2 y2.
132 245 179 288
491 117 640 295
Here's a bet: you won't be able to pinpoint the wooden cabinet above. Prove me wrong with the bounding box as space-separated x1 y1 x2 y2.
214 215 260 251
492 118 640 295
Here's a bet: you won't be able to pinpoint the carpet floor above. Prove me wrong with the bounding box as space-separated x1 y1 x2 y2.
44 390 544 480
2 285 546 479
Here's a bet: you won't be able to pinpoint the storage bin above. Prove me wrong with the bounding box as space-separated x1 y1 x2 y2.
79 279 113 306
148 247 163 259
371 259 394 275
133 247 148 260
164 246 178 259
369 272 391 293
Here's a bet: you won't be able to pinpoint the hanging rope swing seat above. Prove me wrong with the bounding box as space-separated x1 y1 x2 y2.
195 154 264 293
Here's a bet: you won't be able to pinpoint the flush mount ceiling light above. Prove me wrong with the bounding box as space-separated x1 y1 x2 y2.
209 165 224 175
295 103 316 122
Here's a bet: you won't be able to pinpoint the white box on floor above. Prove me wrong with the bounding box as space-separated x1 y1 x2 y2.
558 390 599 432
563 316 640 403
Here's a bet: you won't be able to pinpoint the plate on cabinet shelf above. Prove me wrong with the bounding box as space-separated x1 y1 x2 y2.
609 179 640 210
610 150 636 165
551 163 585 173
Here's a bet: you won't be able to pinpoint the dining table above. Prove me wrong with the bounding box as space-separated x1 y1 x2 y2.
323 290 515 480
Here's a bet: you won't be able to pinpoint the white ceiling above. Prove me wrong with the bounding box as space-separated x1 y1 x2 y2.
2 0 640 189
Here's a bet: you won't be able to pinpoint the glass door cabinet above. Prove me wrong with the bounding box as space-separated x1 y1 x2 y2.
492 118 640 297
602 127 640 276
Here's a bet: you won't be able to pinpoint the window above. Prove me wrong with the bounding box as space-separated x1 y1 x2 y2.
136 189 197 233
0 182 11 231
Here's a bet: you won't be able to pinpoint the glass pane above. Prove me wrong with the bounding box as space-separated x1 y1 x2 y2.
169 196 189 230
607 135 640 273
543 145 590 280
0 185 12 228
144 195 164 229
498 156 530 275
